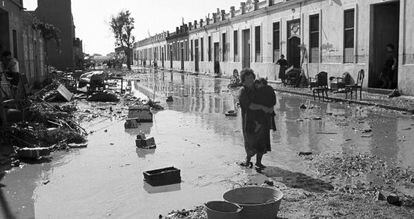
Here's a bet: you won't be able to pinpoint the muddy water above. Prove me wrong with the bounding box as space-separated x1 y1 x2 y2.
1 70 414 218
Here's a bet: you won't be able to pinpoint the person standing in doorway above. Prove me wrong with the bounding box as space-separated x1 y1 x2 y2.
380 44 397 89
238 68 274 169
1 51 20 98
276 54 288 85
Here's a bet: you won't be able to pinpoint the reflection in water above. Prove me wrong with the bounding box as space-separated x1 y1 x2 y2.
143 182 181 194
135 71 414 168
136 148 155 158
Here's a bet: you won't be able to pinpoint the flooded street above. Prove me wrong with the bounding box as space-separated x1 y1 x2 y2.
2 70 414 218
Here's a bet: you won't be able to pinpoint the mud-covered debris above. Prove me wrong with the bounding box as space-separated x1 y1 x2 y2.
264 179 274 186
361 134 372 138
225 110 237 117
17 147 51 159
166 96 173 102
68 143 87 148
387 193 402 206
299 104 307 109
43 180 50 185
147 99 164 110
362 128 372 133
163 206 206 219
313 117 322 120
299 152 313 156
87 91 119 102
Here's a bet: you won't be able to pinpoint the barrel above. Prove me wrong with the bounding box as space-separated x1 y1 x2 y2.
204 201 242 219
223 186 283 219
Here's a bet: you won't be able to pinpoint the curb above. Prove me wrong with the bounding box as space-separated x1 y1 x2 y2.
273 87 410 113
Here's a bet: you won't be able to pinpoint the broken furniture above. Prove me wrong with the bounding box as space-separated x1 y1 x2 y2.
135 134 156 149
285 67 301 87
143 166 181 186
310 71 329 101
344 69 365 100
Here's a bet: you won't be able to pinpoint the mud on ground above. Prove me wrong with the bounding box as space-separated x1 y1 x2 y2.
164 152 414 219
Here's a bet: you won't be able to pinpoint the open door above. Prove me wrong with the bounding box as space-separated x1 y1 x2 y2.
214 42 220 73
195 39 199 72
287 19 301 68
369 1 399 89
242 29 251 69
180 42 184 70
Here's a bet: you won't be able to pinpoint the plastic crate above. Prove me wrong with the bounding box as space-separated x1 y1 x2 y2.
143 166 181 186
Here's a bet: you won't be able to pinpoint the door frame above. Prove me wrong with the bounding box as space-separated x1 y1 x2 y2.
242 28 251 69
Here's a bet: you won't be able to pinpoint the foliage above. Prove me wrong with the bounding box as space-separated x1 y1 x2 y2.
33 20 61 49
109 10 135 70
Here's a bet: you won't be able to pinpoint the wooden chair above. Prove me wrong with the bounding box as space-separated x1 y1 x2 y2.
312 71 329 101
345 69 365 100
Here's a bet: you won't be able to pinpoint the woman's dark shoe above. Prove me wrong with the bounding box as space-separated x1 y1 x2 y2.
239 161 253 168
255 163 266 169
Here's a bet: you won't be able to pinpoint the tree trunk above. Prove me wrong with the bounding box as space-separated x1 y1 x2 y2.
126 48 131 70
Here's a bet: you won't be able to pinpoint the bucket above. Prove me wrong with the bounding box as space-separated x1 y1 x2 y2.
204 201 242 219
223 186 283 219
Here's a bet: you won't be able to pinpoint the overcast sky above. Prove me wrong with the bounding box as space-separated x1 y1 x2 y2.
24 0 242 55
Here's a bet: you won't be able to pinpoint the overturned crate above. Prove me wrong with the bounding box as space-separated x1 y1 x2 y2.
125 105 153 126
136 135 156 149
143 166 181 186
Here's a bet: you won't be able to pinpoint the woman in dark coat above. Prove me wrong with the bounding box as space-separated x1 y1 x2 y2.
238 68 275 169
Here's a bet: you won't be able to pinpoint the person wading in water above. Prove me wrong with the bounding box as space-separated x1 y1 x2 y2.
238 68 275 169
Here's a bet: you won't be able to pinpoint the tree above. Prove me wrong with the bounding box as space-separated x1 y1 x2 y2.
33 20 61 74
110 10 135 70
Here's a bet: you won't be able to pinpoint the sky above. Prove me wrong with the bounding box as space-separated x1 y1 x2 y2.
24 0 243 56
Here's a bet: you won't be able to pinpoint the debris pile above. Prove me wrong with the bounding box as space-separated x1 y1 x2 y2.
161 206 206 219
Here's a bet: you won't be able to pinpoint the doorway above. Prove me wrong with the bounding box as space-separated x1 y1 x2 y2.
242 29 251 69
180 42 184 70
195 39 199 72
287 19 301 68
214 42 220 73
0 9 10 53
161 47 164 68
369 1 400 89
170 45 173 69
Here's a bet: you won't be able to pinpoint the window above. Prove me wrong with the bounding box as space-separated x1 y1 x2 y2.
208 36 212 61
344 9 355 63
201 38 204 61
191 40 194 61
234 30 238 62
255 26 261 62
222 33 227 61
273 22 280 62
309 14 319 63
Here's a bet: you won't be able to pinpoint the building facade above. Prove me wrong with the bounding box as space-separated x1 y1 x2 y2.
135 0 414 96
35 0 77 71
134 32 168 68
0 0 46 83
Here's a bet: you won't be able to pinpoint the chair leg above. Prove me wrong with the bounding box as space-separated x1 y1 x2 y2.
313 91 316 100
359 88 362 100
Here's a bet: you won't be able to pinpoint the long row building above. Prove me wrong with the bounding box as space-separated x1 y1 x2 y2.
134 0 414 96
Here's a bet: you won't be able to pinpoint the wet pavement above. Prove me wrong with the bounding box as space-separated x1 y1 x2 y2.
1 69 414 218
